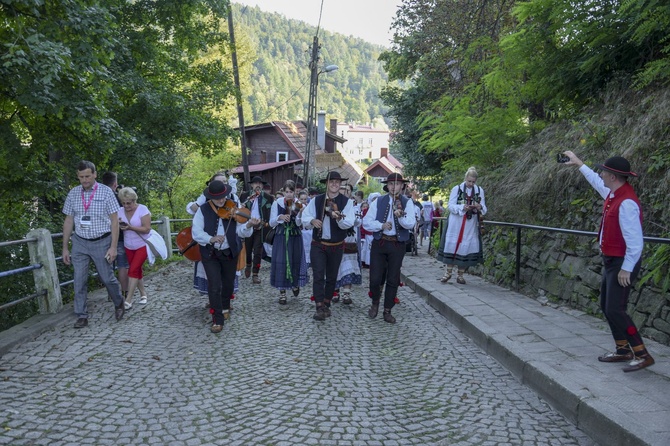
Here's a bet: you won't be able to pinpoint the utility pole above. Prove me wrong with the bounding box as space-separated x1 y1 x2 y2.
303 36 320 189
228 6 251 192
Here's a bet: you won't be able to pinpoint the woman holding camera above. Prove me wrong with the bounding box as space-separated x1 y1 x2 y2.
118 187 152 309
437 166 487 284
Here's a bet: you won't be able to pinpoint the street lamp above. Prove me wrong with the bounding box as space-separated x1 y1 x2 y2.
303 38 339 188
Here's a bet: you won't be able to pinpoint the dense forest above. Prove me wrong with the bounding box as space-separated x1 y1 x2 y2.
232 3 389 125
1 0 669 328
381 0 670 288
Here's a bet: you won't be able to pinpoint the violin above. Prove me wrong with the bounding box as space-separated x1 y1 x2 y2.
213 198 251 223
325 199 344 219
285 198 303 216
393 194 406 218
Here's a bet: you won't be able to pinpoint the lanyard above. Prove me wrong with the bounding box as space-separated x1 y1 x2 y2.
81 183 98 213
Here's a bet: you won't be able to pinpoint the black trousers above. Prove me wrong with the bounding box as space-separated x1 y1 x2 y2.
245 228 263 273
600 256 643 348
310 241 344 304
201 249 237 324
369 238 406 310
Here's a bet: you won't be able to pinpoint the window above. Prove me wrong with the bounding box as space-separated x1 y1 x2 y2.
276 151 288 162
368 138 373 146
359 138 364 146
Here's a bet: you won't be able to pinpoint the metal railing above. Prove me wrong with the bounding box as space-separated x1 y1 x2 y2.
0 216 193 317
428 217 670 290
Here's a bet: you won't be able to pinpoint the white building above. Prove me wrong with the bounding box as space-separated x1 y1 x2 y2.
335 122 390 162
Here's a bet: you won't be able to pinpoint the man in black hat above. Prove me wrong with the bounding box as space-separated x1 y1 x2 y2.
239 176 274 283
192 180 260 333
362 173 417 323
562 151 654 372
301 171 357 320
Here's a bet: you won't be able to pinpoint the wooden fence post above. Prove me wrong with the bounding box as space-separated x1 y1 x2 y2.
158 216 173 255
26 228 62 314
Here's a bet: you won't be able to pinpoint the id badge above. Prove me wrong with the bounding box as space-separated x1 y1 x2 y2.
80 215 92 227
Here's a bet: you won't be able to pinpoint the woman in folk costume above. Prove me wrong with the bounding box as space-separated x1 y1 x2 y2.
334 184 362 305
437 166 487 284
191 180 258 333
269 180 310 304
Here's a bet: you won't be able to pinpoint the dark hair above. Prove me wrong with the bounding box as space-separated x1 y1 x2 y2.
77 160 96 173
355 190 364 199
283 180 296 192
102 172 117 187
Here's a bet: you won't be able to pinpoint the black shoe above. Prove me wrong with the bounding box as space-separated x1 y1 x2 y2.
368 302 379 319
342 294 353 305
383 309 396 324
279 293 287 305
115 304 125 321
292 287 300 297
74 318 88 329
313 306 326 321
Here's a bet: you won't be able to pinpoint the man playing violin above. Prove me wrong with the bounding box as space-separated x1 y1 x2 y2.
362 173 417 324
239 176 274 284
301 171 356 321
192 180 260 333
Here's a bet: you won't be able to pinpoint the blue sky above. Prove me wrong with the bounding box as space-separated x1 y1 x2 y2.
234 0 402 47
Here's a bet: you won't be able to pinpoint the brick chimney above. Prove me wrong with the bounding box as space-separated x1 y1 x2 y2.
330 118 337 135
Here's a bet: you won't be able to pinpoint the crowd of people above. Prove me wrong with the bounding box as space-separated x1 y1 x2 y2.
61 154 654 372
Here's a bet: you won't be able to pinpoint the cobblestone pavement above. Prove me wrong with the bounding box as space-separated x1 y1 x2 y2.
0 258 595 445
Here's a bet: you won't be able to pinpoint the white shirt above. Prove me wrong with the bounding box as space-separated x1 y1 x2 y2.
579 165 643 271
363 194 417 235
192 206 253 250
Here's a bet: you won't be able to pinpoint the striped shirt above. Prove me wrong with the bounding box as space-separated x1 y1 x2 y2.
62 182 119 239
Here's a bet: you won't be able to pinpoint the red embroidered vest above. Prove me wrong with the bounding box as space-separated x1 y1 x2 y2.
600 182 642 257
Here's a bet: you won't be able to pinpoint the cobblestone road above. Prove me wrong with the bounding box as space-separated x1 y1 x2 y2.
0 259 595 445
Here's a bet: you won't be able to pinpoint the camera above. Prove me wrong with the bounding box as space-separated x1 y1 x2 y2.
556 153 570 163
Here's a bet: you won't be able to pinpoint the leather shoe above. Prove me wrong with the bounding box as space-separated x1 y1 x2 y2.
313 306 326 321
383 310 396 324
74 318 88 328
252 274 261 284
598 351 633 363
244 265 251 278
623 355 655 373
210 324 223 333
292 287 300 297
368 302 379 319
115 304 125 321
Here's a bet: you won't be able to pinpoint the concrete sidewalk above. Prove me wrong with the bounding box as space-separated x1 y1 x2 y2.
402 254 670 446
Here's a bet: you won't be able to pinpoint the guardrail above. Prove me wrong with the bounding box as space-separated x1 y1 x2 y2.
0 216 193 317
428 217 670 290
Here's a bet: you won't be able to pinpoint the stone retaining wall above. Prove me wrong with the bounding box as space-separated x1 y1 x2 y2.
473 228 670 346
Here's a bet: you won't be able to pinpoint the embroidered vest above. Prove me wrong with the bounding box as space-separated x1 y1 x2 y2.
457 185 482 220
373 194 410 242
600 182 642 257
199 202 241 257
311 193 349 242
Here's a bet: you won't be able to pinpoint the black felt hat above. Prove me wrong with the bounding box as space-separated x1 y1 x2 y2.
203 180 232 200
595 156 637 177
319 171 348 183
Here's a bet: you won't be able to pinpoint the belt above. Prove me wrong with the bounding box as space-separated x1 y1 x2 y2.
78 232 111 241
381 235 398 241
319 240 344 246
